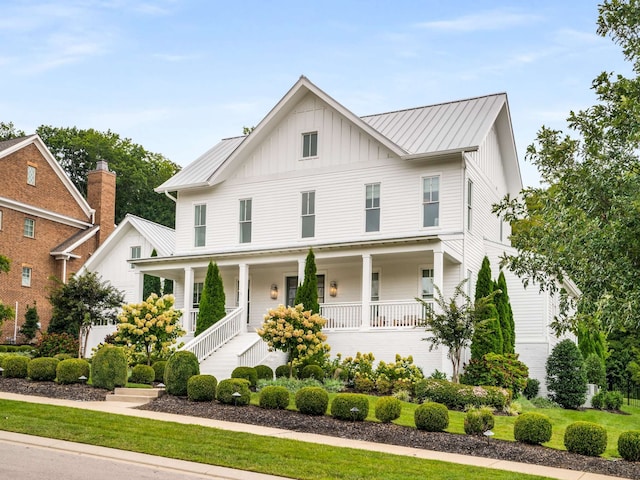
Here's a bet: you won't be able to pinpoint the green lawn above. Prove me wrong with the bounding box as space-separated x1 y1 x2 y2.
0 399 553 480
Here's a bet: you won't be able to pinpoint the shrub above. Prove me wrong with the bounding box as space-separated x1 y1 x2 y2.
513 412 552 445
355 375 376 393
275 364 291 378
618 431 640 462
414 402 449 432
460 353 529 397
216 378 251 405
531 397 560 409
164 351 200 396
464 407 495 435
300 364 325 381
564 421 607 456
604 391 624 411
259 385 290 409
337 352 376 386
584 353 607 387
3 356 30 378
187 374 218 402
91 345 128 390
295 386 329 416
255 364 274 381
231 366 258 387
152 361 167 382
375 354 424 390
523 378 540 399
28 357 59 381
54 353 74 361
591 390 605 410
56 358 90 384
130 364 155 385
375 396 402 423
330 393 369 421
35 333 79 358
0 346 6 352
18 345 34 353
414 378 511 410
546 339 587 409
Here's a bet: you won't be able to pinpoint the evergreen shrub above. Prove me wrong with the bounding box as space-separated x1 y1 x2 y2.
591 390 605 410
35 333 79 358
259 385 290 409
231 366 258 387
584 353 607 387
28 357 59 381
460 353 529 397
255 364 274 381
152 361 167 382
54 353 74 361
187 374 218 402
414 402 449 432
300 364 324 381
3 356 30 378
164 351 200 396
546 339 587 409
414 378 511 410
464 407 495 435
295 386 329 415
56 358 90 384
330 393 369 421
275 364 291 378
604 391 623 410
523 378 540 399
130 364 155 385
618 431 640 462
375 396 402 423
564 421 607 456
92 345 128 390
216 378 251 405
514 412 552 445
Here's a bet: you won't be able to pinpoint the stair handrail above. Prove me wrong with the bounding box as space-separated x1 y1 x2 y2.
180 307 244 362
237 334 270 367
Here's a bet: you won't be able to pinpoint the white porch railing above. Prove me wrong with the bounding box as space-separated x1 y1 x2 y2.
320 303 362 329
180 307 244 362
237 337 270 367
188 306 237 335
370 300 431 328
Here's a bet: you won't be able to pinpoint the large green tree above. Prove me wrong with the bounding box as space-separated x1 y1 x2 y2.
470 257 503 359
0 254 13 328
195 262 226 336
0 121 25 141
494 0 640 335
495 271 515 354
294 249 319 314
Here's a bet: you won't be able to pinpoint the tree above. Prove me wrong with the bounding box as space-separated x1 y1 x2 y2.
417 279 498 383
0 254 13 328
493 0 640 335
114 293 185 365
470 257 503 359
195 262 226 336
294 249 319 314
495 271 515 354
19 302 40 342
546 339 587 409
143 249 162 299
0 121 25 141
47 272 124 341
257 304 330 378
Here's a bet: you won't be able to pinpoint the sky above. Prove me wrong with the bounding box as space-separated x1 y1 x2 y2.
0 0 632 187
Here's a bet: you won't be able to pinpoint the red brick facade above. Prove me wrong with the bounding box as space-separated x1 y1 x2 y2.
0 137 115 342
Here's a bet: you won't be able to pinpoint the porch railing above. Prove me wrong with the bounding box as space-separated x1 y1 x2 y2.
320 300 432 329
180 307 244 362
188 306 237 335
320 303 362 329
237 336 270 367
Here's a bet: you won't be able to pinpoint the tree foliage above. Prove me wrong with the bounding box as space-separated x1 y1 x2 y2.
495 271 516 354
294 249 319 314
19 303 40 342
143 249 162 299
0 121 25 141
471 257 503 359
546 339 587 409
493 0 640 335
195 262 226 336
0 254 13 328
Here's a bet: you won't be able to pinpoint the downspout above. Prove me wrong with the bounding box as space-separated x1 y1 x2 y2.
164 191 177 203
461 151 467 284
62 257 68 284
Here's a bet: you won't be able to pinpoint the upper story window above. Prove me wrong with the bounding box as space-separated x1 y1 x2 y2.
467 179 473 231
239 198 252 243
421 268 434 299
301 191 315 238
23 218 35 238
22 266 32 287
130 245 141 269
302 132 318 158
194 204 206 247
193 282 204 308
27 165 37 186
365 183 380 232
422 176 439 227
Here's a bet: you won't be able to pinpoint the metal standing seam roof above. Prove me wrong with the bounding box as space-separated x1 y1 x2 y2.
126 214 175 256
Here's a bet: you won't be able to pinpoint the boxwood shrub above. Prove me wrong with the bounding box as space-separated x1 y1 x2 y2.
330 393 369 421
295 386 329 416
464 407 495 435
187 374 218 402
415 402 449 432
130 364 156 385
92 345 128 390
591 390 605 410
301 365 324 381
275 364 291 378
152 361 167 382
618 431 640 461
564 421 607 456
414 378 511 410
375 396 402 423
523 378 540 399
513 412 552 445
56 358 90 384
255 364 274 381
604 391 623 411
164 351 200 396
216 378 251 405
231 366 258 387
3 356 30 378
28 357 59 381
259 385 290 409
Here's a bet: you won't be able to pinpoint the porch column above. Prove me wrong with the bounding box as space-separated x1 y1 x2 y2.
297 257 305 282
238 263 249 331
183 267 194 333
361 254 372 329
433 248 444 295
135 271 144 302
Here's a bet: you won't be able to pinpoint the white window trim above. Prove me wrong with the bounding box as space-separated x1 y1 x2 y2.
22 266 32 287
0 210 3 230
467 179 473 232
27 165 37 186
239 198 252 244
194 203 207 248
365 183 381 233
418 264 435 299
24 218 35 238
301 190 315 238
299 129 320 160
371 268 381 302
420 174 441 229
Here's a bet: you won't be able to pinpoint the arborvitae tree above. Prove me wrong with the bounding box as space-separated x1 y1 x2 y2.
470 257 503 359
143 249 162 299
546 339 587 409
496 271 515 354
294 249 319 314
20 302 40 342
195 261 226 336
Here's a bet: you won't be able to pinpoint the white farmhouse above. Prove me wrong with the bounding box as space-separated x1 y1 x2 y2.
89 76 568 384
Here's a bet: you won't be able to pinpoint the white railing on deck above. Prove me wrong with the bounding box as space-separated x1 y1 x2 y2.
180 307 244 362
237 337 270 367
370 300 432 328
188 306 237 335
320 303 362 329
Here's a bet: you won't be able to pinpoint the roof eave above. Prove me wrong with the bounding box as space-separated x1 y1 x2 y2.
402 146 479 161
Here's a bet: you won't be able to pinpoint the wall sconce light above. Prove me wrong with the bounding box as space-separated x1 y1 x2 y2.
329 281 338 297
270 284 278 300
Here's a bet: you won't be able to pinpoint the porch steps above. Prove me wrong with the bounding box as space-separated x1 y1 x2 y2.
105 387 165 405
198 332 263 380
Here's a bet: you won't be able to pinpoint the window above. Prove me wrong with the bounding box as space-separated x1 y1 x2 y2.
301 191 315 238
423 176 439 227
239 199 252 243
0 210 3 230
22 266 32 287
285 274 325 306
365 183 380 232
467 179 473 231
130 245 141 269
194 204 206 247
421 268 434 299
27 165 37 186
23 218 35 238
302 132 318 158
371 271 380 301
193 282 204 308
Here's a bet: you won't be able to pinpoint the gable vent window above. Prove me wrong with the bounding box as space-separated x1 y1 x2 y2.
130 245 141 269
302 132 318 158
27 165 37 186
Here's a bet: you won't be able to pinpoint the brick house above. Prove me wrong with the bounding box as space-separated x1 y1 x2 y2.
0 135 115 342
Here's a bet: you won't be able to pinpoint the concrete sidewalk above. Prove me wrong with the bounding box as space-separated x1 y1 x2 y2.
0 392 629 480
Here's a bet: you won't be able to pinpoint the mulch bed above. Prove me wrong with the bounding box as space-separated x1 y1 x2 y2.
1 377 638 479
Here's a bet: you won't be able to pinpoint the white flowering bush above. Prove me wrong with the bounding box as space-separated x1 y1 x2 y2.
257 304 330 378
115 294 185 365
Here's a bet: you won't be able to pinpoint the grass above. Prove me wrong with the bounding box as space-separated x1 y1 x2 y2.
0 398 554 480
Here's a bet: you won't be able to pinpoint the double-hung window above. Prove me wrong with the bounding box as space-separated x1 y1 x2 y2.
22 266 32 287
371 271 380 301
194 204 206 247
193 282 204 308
301 191 315 238
23 218 35 238
421 268 434 299
130 245 141 269
422 176 439 227
467 179 473 231
365 183 380 232
239 199 252 243
302 132 318 158
27 165 37 186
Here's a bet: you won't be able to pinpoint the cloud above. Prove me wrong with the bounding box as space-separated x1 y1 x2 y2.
415 9 541 32
152 53 201 62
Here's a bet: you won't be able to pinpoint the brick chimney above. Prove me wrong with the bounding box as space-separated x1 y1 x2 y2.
86 160 116 246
